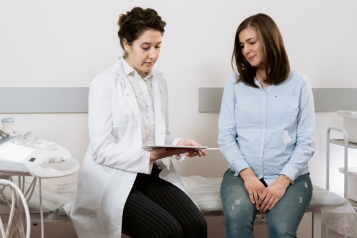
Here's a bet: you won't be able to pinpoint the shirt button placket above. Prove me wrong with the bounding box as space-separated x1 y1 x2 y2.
260 91 268 178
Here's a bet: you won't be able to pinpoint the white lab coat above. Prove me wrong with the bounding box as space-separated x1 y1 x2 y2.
65 58 190 238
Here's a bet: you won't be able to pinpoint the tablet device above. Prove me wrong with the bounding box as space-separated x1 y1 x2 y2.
142 145 208 151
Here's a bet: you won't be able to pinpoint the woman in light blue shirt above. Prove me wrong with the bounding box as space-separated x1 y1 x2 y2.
218 13 315 238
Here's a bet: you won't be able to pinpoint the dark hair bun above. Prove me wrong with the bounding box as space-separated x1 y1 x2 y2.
117 7 166 50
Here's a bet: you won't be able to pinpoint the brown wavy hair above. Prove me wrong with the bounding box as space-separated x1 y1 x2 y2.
117 7 166 50
232 13 290 87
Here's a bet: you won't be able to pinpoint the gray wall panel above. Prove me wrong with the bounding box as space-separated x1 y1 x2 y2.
0 87 355 113
199 87 357 112
312 88 357 112
0 87 89 113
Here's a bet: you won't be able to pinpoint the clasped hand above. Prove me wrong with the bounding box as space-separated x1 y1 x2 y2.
240 168 290 212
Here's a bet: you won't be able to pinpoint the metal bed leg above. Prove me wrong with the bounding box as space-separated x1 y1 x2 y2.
39 178 44 238
312 210 321 238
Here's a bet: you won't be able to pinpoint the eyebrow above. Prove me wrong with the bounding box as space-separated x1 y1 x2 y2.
141 42 162 45
239 37 257 44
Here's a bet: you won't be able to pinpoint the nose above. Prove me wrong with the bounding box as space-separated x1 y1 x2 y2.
242 44 251 56
149 47 157 60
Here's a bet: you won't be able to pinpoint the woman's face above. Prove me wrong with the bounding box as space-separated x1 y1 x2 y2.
239 27 264 69
123 29 162 76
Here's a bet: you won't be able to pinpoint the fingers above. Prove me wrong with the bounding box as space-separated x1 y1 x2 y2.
263 196 277 212
268 197 280 211
253 191 260 210
258 189 267 206
163 148 194 157
248 190 255 205
198 149 206 156
260 194 272 212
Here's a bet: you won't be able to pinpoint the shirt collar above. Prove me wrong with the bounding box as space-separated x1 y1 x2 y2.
119 57 153 81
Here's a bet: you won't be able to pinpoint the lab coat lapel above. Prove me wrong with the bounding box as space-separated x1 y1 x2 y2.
152 76 165 144
120 76 140 123
117 70 142 147
152 75 170 171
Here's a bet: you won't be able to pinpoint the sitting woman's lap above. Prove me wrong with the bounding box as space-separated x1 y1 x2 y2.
122 165 207 238
220 169 312 238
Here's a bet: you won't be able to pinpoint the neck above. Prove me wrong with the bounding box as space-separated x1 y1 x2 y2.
256 67 266 79
124 57 148 79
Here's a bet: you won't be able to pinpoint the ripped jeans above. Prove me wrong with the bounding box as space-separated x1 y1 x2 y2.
220 169 312 238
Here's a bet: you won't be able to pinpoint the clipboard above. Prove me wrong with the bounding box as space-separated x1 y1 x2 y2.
142 145 208 151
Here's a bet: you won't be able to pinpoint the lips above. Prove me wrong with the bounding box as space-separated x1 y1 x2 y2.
248 55 255 61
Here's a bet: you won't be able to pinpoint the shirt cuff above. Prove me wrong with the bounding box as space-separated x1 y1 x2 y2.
172 138 184 161
280 164 299 183
172 138 182 146
174 154 185 161
149 160 154 174
224 152 250 176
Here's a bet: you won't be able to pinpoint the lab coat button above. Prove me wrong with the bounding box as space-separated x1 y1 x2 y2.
137 114 139 117
161 131 164 134
127 94 129 96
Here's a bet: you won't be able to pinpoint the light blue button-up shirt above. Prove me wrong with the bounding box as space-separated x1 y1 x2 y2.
218 70 315 185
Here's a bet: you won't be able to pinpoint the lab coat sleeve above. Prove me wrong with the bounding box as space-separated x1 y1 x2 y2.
88 74 152 174
280 76 315 182
218 75 250 176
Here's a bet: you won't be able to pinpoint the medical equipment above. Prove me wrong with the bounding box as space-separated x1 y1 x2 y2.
1 118 14 134
338 111 357 143
0 179 31 238
0 130 80 238
0 131 79 178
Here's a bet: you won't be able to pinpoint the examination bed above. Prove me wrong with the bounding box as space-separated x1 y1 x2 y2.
0 174 356 238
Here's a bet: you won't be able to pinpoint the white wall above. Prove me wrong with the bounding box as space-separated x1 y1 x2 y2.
1 0 357 209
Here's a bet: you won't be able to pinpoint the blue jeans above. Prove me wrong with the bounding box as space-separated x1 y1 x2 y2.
220 169 312 238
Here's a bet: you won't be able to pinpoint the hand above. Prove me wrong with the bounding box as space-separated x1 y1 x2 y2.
259 175 290 212
239 168 266 210
176 138 207 157
150 148 195 161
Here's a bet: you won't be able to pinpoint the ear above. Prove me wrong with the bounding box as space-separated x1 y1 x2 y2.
122 39 129 51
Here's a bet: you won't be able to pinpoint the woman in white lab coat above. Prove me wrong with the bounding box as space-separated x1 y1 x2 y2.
66 7 207 238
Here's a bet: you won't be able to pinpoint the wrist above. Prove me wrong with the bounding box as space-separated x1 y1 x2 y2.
279 175 291 187
239 168 256 181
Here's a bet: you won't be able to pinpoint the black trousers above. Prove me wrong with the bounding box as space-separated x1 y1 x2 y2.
122 165 207 238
